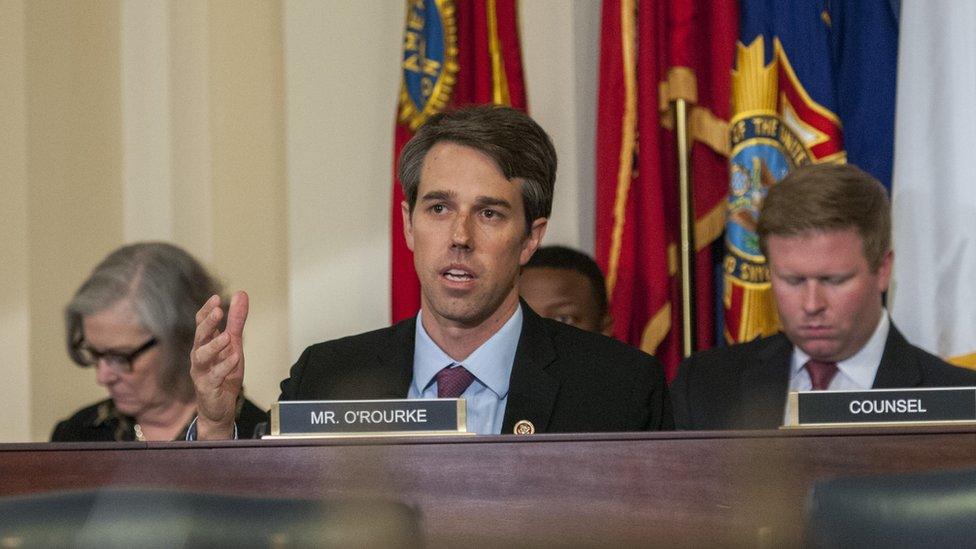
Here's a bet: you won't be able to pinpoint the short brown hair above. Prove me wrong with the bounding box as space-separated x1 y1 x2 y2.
397 105 557 231
757 163 891 271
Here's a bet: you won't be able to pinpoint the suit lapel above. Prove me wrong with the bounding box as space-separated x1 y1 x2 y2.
737 334 793 429
871 325 922 388
374 316 417 398
501 303 559 434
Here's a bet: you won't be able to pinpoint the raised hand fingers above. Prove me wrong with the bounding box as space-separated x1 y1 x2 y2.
189 293 245 438
193 330 231 370
195 294 221 325
226 291 249 340
202 338 242 384
194 295 224 348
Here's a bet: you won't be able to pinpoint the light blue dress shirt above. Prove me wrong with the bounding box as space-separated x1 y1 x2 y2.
408 305 523 435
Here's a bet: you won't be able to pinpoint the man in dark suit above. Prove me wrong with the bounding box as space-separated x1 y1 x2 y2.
672 164 976 430
190 106 671 438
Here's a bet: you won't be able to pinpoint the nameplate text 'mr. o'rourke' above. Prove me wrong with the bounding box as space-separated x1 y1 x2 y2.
266 399 469 438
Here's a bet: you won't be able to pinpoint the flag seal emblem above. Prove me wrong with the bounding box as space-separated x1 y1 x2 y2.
398 0 459 131
723 37 818 342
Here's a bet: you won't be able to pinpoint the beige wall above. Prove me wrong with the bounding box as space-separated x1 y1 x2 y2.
24 2 126 442
1 0 596 441
521 0 600 252
0 0 33 442
283 0 402 356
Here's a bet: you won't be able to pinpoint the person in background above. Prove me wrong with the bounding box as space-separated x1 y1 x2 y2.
520 245 613 336
52 242 267 442
671 163 976 430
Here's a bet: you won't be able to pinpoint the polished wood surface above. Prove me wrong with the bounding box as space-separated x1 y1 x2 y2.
4 426 976 547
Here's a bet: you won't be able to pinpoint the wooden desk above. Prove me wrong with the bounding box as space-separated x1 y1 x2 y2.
3 426 976 546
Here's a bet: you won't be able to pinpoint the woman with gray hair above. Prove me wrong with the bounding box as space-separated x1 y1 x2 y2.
52 242 267 441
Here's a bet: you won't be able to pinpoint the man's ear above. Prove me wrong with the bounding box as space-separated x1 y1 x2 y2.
401 201 414 251
876 248 894 292
519 218 548 266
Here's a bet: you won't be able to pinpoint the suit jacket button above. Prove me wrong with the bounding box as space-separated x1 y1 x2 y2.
513 420 535 435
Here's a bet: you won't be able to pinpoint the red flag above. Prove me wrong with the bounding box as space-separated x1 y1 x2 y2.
595 0 737 379
392 0 527 322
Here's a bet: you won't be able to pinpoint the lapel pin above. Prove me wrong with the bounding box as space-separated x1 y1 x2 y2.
513 420 535 435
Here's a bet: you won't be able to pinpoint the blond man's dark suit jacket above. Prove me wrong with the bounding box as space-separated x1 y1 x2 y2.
279 303 673 433
671 325 976 430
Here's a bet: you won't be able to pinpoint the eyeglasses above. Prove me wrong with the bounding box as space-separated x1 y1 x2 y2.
72 337 158 374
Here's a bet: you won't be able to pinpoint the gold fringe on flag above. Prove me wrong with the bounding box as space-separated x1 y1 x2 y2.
486 0 511 105
641 302 673 355
605 0 638 298
949 352 976 370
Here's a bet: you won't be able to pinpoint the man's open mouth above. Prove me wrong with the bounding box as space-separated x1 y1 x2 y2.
443 268 475 281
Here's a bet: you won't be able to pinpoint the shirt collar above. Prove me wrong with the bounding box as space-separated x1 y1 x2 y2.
412 304 523 398
791 310 890 389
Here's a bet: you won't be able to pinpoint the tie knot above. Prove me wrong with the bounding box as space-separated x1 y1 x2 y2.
436 365 475 399
805 359 839 391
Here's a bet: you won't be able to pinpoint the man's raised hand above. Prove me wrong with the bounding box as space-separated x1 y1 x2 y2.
190 291 249 440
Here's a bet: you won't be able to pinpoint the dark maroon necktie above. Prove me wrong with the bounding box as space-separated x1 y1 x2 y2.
805 360 839 391
436 365 475 398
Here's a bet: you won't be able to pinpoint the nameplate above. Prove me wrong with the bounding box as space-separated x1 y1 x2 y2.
787 387 976 427
267 399 468 438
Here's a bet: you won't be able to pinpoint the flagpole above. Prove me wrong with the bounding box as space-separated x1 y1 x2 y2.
674 98 696 357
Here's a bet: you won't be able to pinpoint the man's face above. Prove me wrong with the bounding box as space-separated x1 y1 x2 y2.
402 142 546 328
767 228 892 362
520 267 612 335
